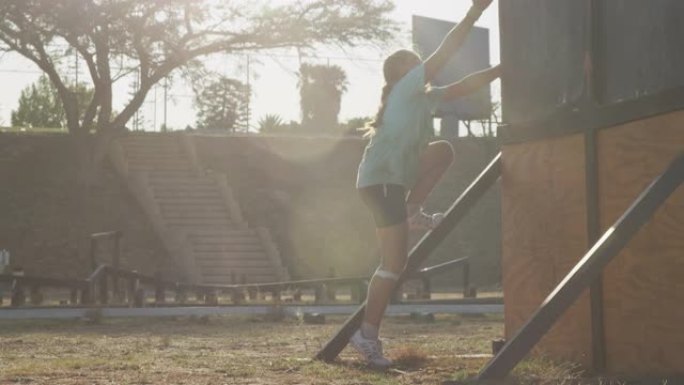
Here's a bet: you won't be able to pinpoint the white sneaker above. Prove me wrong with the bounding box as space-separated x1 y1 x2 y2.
349 330 392 369
408 208 445 231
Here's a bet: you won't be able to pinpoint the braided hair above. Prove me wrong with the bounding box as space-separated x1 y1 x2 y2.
362 50 422 137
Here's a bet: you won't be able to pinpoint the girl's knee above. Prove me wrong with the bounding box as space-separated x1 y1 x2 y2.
434 141 455 165
380 256 407 274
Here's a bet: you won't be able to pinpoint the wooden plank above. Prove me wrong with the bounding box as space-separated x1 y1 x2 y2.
314 153 501 362
478 151 683 380
598 111 684 375
501 134 593 367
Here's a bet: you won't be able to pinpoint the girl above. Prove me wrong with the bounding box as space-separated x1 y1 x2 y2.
351 0 501 368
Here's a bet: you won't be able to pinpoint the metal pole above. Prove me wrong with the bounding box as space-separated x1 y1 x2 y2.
163 77 168 132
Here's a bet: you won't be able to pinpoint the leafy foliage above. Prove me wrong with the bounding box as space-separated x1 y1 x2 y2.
11 75 93 130
195 76 250 132
258 114 286 134
298 63 348 132
0 0 397 135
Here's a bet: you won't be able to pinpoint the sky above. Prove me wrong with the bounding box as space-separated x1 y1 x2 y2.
0 1 500 131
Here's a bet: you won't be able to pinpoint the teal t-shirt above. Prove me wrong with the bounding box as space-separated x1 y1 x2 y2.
357 63 444 189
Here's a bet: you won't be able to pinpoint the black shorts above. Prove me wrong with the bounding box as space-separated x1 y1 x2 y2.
358 184 407 228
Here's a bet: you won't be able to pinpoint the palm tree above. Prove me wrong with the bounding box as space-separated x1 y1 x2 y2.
298 64 348 133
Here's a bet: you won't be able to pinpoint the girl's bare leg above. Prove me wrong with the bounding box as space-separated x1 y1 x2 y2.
406 140 455 211
362 220 408 335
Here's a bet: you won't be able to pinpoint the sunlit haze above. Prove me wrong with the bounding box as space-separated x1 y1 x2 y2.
0 1 500 131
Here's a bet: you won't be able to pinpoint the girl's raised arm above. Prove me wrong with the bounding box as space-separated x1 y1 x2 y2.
424 0 494 82
439 64 501 101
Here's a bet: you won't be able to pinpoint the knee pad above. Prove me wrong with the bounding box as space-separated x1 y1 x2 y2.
373 267 400 282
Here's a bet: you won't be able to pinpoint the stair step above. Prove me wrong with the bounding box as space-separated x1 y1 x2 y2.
129 165 194 172
146 170 197 176
166 221 235 228
154 191 222 199
160 206 227 214
200 267 277 276
192 238 262 247
156 198 225 206
122 145 182 153
159 205 227 213
193 243 265 253
187 228 258 236
194 251 268 261
151 180 216 188
196 259 273 268
202 275 279 285
152 185 218 194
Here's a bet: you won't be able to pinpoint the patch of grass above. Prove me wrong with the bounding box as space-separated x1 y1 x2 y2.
391 345 429 369
0 315 664 384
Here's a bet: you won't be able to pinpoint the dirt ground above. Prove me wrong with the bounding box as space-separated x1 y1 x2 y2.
0 313 629 385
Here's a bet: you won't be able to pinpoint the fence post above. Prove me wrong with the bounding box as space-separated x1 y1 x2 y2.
99 273 109 305
314 285 325 304
175 284 187 304
421 277 432 300
29 285 43 305
154 272 165 305
10 279 25 307
462 261 471 298
89 237 97 271
70 288 79 305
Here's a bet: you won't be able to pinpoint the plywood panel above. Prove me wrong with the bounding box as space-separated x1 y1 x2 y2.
598 110 684 376
501 134 592 367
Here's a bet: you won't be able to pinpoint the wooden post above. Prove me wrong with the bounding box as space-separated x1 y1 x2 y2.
231 288 245 305
134 287 145 308
314 285 325 304
247 288 258 301
82 285 93 305
271 289 281 304
112 233 122 301
155 283 165 305
462 262 471 298
29 285 43 305
70 288 79 305
11 279 25 307
205 291 219 306
293 288 302 302
89 237 97 271
154 273 165 305
421 277 432 300
175 285 188 304
99 275 109 305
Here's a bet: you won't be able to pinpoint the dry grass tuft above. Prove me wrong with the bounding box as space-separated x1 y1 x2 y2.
391 345 429 369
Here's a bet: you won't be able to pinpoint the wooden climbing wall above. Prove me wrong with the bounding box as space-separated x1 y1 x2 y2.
501 110 684 375
598 110 684 375
501 133 593 367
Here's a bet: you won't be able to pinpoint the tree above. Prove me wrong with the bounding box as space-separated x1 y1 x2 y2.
195 76 249 132
298 63 348 132
0 1 396 138
258 114 286 134
11 75 94 130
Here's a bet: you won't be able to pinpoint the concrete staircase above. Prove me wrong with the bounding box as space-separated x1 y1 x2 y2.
109 133 288 285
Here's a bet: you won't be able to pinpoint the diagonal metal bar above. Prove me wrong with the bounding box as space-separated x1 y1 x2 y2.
478 152 684 380
314 152 502 362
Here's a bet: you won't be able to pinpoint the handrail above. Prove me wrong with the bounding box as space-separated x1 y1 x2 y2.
315 152 502 362
0 274 87 289
86 264 108 283
477 152 684 380
411 257 470 278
